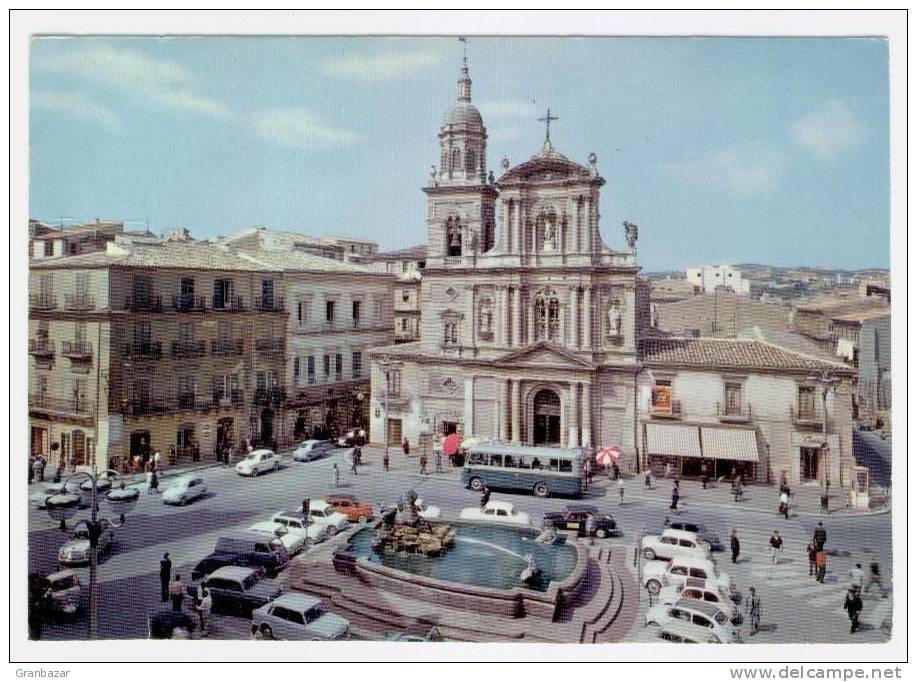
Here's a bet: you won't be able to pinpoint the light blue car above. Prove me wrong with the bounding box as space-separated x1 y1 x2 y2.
251 593 350 640
292 439 336 462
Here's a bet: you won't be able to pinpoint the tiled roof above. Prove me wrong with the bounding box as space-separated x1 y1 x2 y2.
639 337 852 373
367 244 428 261
31 241 271 271
235 249 381 275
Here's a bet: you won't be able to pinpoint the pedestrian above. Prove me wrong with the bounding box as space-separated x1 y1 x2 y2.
769 530 783 564
28 456 34 485
302 498 311 520
618 477 625 505
665 462 672 479
33 457 43 483
644 469 652 489
402 438 409 456
53 461 63 483
250 623 264 640
480 486 491 510
332 462 340 488
730 529 741 564
700 463 708 490
669 482 679 512
779 490 790 520
435 450 443 474
733 477 743 502
168 574 185 612
153 449 162 470
350 451 358 475
419 452 428 475
195 585 212 635
148 468 159 494
583 459 593 484
159 553 172 602
611 462 619 481
815 548 827 583
849 563 865 594
864 557 887 598
585 513 596 545
383 450 390 472
813 522 827 551
844 588 863 633
820 490 830 513
745 587 761 635
806 543 817 576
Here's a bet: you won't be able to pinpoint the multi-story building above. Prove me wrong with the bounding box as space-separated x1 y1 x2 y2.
686 263 750 295
355 245 427 342
29 219 154 260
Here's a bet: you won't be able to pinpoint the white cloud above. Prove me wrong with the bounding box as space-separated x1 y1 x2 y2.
666 143 785 198
32 90 123 131
322 50 441 80
254 108 360 149
158 90 232 120
791 99 866 159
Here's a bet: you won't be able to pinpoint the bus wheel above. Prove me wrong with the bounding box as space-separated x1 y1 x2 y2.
533 482 549 498
468 477 483 491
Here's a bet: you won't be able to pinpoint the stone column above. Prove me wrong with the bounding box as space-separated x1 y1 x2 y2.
464 377 475 436
570 287 579 348
502 201 510 251
583 285 592 350
517 203 526 258
510 288 519 348
499 379 510 440
581 381 593 448
510 380 521 443
519 290 528 346
568 382 580 447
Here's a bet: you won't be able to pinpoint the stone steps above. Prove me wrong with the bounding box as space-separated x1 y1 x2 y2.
594 545 641 643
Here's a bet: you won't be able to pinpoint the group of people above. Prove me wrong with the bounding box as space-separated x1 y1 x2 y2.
160 552 212 637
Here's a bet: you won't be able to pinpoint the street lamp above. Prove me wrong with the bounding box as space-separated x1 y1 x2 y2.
44 469 138 640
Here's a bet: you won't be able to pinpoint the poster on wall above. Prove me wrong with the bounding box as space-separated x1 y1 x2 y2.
651 385 673 416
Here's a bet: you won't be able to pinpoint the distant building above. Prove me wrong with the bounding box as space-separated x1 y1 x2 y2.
653 290 790 338
686 264 750 295
355 245 427 342
29 219 154 260
323 236 379 259
649 277 695 303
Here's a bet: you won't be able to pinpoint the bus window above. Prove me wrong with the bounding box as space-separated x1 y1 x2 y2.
531 457 542 469
489 454 503 467
517 456 530 469
559 459 573 473
547 459 559 471
504 455 515 468
468 452 485 465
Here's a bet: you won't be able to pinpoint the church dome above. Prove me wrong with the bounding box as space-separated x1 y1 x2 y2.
442 101 484 131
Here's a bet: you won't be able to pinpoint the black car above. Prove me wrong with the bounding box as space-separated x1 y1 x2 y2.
191 532 290 581
336 428 367 448
148 610 195 639
542 504 617 538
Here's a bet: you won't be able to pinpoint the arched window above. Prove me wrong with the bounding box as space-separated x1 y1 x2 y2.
534 289 560 341
446 217 462 257
451 148 461 174
465 147 477 175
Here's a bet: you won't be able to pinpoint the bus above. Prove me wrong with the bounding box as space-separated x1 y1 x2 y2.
460 443 586 498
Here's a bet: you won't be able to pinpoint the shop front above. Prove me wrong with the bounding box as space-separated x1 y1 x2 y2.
644 422 760 482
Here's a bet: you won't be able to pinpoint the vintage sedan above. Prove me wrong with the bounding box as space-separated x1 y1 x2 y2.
252 593 350 640
235 449 280 477
293 440 336 463
642 556 733 596
459 500 531 526
58 520 115 566
162 476 207 505
324 494 375 524
542 504 617 538
247 520 329 555
297 500 350 535
195 566 283 616
335 428 367 448
44 569 81 617
646 519 723 552
658 577 742 624
641 528 710 562
645 598 741 643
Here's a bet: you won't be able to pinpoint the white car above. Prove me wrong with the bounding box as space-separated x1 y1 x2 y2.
162 476 207 505
252 593 350 640
274 501 349 536
645 598 741 643
658 577 741 624
247 521 324 556
235 449 280 477
642 556 733 596
459 500 531 526
292 440 335 462
58 521 115 566
641 528 710 562
415 498 441 521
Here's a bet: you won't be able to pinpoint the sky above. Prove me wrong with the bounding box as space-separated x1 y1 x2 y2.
29 36 890 271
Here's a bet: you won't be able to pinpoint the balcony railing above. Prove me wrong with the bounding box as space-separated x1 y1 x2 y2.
29 394 94 416
61 340 93 360
791 406 822 427
132 399 208 417
171 340 207 358
64 293 95 311
255 338 285 353
650 399 683 419
29 294 57 310
211 390 244 407
211 296 246 312
124 341 163 359
172 294 206 312
211 338 243 355
717 402 752 423
124 295 163 313
254 296 285 312
28 338 55 357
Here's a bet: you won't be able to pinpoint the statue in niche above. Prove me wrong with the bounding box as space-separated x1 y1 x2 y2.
478 299 494 339
606 300 622 336
542 215 557 252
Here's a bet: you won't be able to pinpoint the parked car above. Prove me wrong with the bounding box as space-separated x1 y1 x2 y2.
645 598 741 643
641 528 710 562
31 482 81 510
460 500 531 526
194 566 283 616
58 520 115 566
324 494 375 524
190 532 290 581
235 449 280 477
283 500 349 535
248 519 330 555
293 439 336 463
266 513 332 544
43 569 81 617
162 475 207 506
336 428 367 448
252 593 350 640
642 556 733 596
660 519 723 552
542 504 617 538
384 623 446 642
658 577 742 624
655 621 727 644
148 609 195 639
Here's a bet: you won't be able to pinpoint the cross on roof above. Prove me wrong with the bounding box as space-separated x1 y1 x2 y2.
538 108 559 144
458 36 467 67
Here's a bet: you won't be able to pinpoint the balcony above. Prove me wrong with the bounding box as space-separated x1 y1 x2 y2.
211 338 243 356
172 294 206 312
64 293 96 311
61 340 93 361
28 338 55 358
132 398 214 417
255 337 285 353
29 294 57 310
211 390 244 407
650 399 683 420
791 406 822 428
717 402 753 423
124 341 163 360
254 296 285 312
177 393 196 410
29 394 94 417
171 340 207 358
124 295 163 313
252 387 287 406
211 296 246 312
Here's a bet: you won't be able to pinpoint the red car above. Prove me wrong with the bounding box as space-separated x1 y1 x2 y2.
324 494 375 524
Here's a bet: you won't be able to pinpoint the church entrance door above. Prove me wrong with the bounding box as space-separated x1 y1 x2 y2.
533 389 561 446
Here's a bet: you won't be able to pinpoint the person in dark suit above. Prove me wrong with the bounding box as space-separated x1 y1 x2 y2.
159 553 172 602
730 529 741 564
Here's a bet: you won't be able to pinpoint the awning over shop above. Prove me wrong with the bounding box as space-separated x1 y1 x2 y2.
645 423 702 457
700 427 759 462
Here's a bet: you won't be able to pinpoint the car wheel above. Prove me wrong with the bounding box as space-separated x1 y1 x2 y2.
596 528 609 539
251 468 259 477
260 624 274 639
647 579 661 595
533 482 549 498
643 548 657 560
357 515 368 524
468 477 483 491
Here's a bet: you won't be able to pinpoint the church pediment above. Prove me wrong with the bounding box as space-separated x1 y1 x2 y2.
496 341 595 369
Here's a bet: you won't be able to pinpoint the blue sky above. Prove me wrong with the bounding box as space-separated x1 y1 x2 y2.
29 36 889 271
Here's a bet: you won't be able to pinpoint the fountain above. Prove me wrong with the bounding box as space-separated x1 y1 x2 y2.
370 489 457 557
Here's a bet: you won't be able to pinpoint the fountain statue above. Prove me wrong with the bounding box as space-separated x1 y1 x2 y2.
519 553 541 583
372 488 457 557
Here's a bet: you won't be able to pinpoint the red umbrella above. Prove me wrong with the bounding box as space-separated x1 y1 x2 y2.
595 446 620 466
442 433 461 456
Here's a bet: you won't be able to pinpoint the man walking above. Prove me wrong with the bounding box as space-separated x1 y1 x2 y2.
813 522 827 551
844 588 863 633
864 557 888 598
480 486 491 510
618 478 625 505
332 463 340 488
168 574 185 612
806 543 817 576
849 563 865 594
153 449 162 470
769 530 784 564
159 553 171 602
669 481 679 512
435 450 443 474
148 468 159 494
350 451 358 476
779 490 790 520
730 529 741 564
383 450 390 472
745 587 761 636
301 498 311 521
197 586 212 636
419 452 428 475
815 548 827 583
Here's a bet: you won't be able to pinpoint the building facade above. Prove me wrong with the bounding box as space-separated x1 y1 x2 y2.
356 245 427 343
686 263 750 295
